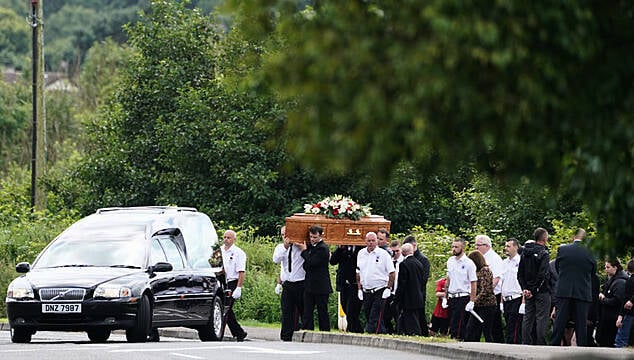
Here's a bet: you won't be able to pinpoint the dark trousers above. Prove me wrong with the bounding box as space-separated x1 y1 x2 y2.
492 294 505 343
226 280 246 339
430 315 449 335
341 284 363 333
551 297 591 346
398 308 423 335
419 294 429 337
448 295 471 340
465 305 496 342
280 281 304 341
503 297 523 344
363 290 386 334
303 291 330 331
383 296 397 334
522 292 551 345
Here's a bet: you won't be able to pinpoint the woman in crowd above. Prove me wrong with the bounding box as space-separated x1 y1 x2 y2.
429 277 450 336
465 250 496 342
596 259 628 347
615 259 634 348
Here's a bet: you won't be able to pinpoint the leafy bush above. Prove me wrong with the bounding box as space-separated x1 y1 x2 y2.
0 165 79 316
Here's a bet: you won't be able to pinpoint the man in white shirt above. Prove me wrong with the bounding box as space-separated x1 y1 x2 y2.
500 238 523 344
221 230 248 341
445 238 477 340
475 234 505 343
356 232 395 334
272 226 305 341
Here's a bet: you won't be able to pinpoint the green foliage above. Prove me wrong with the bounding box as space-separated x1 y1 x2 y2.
78 38 132 111
453 175 583 243
0 0 146 73
0 7 29 67
0 165 80 316
65 0 291 234
0 81 30 171
224 0 634 256
0 77 84 174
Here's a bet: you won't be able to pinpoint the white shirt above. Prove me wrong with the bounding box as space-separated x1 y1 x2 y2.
393 254 404 265
357 247 395 290
500 253 522 297
446 254 477 294
221 244 246 282
483 248 504 295
272 243 305 282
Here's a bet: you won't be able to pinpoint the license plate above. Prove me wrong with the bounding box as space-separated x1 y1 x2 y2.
42 303 82 313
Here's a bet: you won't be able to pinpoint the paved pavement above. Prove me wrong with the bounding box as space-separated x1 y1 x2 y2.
1 322 632 359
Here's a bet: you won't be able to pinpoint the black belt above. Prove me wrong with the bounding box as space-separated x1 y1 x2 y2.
503 294 522 301
448 292 470 298
282 280 304 286
363 287 386 294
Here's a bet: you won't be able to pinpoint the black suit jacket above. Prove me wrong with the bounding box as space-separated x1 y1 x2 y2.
302 240 333 295
395 256 425 310
555 241 596 302
329 245 362 291
413 249 430 293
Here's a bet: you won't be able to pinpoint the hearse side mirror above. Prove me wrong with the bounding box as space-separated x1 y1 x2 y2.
147 261 173 277
16 262 31 273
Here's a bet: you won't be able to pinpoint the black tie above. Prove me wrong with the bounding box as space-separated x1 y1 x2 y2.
288 245 292 273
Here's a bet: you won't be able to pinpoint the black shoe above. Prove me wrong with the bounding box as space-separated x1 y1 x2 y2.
148 328 160 342
236 332 247 342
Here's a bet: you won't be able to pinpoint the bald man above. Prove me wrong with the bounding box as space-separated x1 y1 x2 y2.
221 230 248 341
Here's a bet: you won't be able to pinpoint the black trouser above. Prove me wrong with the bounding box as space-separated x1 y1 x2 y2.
448 295 471 340
503 297 523 344
465 305 496 342
522 291 551 345
363 289 386 334
280 280 304 341
492 293 505 343
341 283 363 333
430 315 449 335
383 296 397 334
419 294 429 337
398 308 423 335
551 297 591 346
303 291 330 331
226 280 246 339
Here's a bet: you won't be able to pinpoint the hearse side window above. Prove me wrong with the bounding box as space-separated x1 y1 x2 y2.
150 238 168 266
159 237 185 270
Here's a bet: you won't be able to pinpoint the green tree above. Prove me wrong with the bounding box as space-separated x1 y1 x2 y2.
69 0 289 232
78 38 132 111
225 0 634 255
0 7 29 68
0 80 30 171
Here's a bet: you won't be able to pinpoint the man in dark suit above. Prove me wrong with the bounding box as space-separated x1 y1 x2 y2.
298 224 332 331
395 243 426 335
550 228 597 346
330 244 363 333
402 235 430 336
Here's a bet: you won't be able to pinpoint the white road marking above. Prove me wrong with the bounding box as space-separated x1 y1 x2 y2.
171 353 204 359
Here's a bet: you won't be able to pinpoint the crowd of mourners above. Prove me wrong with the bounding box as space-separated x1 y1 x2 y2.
265 225 634 347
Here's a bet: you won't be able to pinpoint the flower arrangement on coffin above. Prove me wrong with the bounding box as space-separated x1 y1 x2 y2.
303 194 372 221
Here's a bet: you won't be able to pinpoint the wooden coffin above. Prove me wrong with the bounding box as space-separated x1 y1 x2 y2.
285 213 391 246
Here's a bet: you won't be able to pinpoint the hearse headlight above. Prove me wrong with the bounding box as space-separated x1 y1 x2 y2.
7 278 34 300
94 285 132 299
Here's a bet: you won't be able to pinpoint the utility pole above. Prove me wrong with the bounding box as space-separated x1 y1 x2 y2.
30 0 46 211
